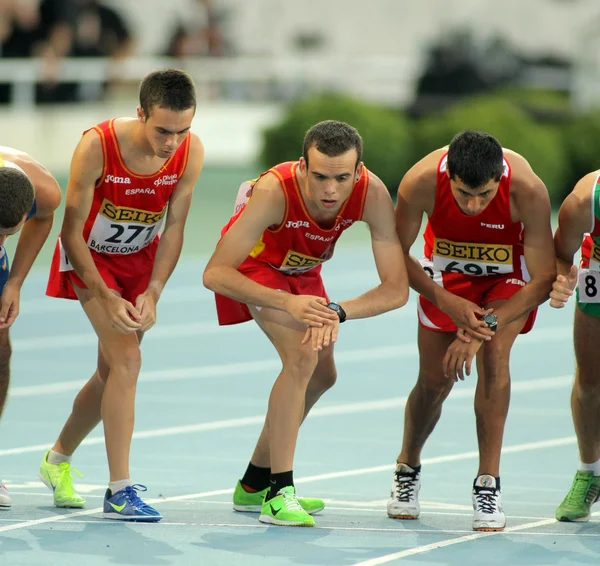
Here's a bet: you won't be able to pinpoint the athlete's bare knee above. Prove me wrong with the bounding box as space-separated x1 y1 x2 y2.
282 347 319 381
575 369 600 395
415 371 453 402
310 364 337 393
0 342 12 375
106 346 142 381
480 347 511 386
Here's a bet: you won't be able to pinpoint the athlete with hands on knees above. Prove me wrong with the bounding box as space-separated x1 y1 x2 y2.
41 69 204 522
0 148 61 508
204 120 409 528
386 130 555 532
551 169 600 523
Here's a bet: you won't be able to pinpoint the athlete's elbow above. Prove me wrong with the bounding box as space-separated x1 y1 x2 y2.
395 283 410 309
384 279 409 310
202 267 219 292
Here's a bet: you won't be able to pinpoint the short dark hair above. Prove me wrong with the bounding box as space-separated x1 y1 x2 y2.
447 130 504 189
139 69 197 118
303 120 363 168
0 166 35 228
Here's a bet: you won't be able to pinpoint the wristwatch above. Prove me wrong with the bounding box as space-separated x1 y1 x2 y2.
327 302 347 323
482 313 498 332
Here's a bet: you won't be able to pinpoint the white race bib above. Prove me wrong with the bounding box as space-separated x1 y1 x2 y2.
233 180 255 215
578 269 600 303
58 237 73 272
87 199 165 255
432 238 513 277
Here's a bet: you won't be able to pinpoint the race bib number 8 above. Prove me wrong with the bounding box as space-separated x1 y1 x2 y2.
432 238 513 277
87 199 165 255
578 269 600 303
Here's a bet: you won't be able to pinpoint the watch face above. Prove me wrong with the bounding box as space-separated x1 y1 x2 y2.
483 313 497 325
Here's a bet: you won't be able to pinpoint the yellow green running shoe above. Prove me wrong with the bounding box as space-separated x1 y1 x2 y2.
258 486 315 527
232 480 324 514
556 470 600 522
39 450 86 508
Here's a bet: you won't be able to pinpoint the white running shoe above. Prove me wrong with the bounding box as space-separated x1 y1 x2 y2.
472 474 505 531
0 484 11 509
387 462 421 519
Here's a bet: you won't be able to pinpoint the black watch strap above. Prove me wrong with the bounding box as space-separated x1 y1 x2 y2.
327 302 346 323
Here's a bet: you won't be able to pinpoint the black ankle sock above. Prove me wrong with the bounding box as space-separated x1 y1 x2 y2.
267 470 294 501
240 462 271 492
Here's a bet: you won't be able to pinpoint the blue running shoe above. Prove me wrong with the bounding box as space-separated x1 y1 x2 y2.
102 484 162 522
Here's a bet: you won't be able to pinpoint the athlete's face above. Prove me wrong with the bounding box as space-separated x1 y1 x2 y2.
138 105 195 159
0 215 27 246
299 147 362 215
449 175 500 216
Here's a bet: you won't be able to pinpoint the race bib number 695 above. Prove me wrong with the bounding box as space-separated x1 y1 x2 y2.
432 238 513 277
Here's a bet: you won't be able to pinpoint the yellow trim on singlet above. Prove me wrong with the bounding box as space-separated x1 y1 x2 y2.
249 235 266 258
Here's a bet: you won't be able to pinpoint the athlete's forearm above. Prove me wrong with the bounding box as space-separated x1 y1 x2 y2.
146 229 185 298
62 231 112 300
556 256 575 278
493 274 555 329
203 266 290 312
338 279 408 320
405 254 453 310
7 215 53 287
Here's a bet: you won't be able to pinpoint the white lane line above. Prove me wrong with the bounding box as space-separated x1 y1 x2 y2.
352 508 600 566
0 375 573 457
0 438 584 534
12 307 418 352
0 517 597 537
10 335 572 397
10 343 419 397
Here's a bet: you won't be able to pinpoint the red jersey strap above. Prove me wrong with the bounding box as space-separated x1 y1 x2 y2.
84 118 191 188
265 161 369 229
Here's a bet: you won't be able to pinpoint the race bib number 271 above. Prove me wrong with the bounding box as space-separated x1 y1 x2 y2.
87 199 165 255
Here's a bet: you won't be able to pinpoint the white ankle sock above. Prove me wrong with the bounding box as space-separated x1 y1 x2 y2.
109 479 132 494
47 450 72 465
580 458 600 476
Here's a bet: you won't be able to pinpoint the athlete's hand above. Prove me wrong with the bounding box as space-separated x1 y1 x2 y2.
0 281 20 329
135 291 158 332
549 265 578 309
104 294 142 334
302 319 339 351
440 294 494 342
284 295 339 327
443 337 484 382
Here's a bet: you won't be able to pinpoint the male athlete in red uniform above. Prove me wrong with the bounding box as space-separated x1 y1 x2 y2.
204 120 409 527
386 130 555 531
0 148 61 509
42 69 204 521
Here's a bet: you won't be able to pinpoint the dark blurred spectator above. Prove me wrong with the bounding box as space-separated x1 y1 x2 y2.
411 29 523 116
165 0 224 57
0 0 42 58
70 0 132 58
38 0 133 103
0 0 47 102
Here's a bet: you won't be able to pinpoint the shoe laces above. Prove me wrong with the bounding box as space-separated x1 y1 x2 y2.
392 469 419 502
474 487 500 515
280 490 303 512
566 474 595 506
58 462 82 485
121 484 151 509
